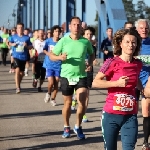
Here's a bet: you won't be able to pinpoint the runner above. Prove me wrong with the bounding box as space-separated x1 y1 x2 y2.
49 17 94 139
9 23 32 93
135 19 150 150
24 28 30 76
100 27 114 62
71 26 97 123
43 25 61 106
30 30 38 80
46 29 51 38
9 29 17 73
124 21 134 29
0 28 9 66
93 28 142 150
31 29 46 92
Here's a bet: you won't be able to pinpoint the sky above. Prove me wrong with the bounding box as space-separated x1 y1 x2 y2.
0 0 150 29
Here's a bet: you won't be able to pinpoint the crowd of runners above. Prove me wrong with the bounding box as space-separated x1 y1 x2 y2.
0 17 150 150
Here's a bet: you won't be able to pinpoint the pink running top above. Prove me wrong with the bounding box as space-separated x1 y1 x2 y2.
100 57 142 115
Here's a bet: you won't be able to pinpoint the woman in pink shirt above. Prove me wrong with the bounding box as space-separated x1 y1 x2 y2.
93 28 142 150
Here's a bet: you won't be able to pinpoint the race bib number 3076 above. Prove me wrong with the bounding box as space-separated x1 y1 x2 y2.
113 94 135 111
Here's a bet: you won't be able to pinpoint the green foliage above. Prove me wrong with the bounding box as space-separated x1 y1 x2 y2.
122 0 136 22
122 0 150 21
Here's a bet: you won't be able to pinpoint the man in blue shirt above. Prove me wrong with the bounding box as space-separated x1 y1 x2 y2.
101 27 114 61
136 19 150 150
43 25 61 106
9 23 32 94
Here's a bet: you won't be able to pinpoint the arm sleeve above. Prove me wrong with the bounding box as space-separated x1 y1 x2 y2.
87 41 93 55
52 38 64 55
9 36 14 43
100 40 105 49
43 40 49 51
99 58 114 76
27 37 32 46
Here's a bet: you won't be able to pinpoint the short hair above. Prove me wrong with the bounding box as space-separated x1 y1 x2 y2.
113 27 141 56
124 21 133 27
106 27 113 31
24 28 29 31
50 25 61 37
135 19 150 29
33 29 38 33
70 16 81 23
83 26 95 35
38 29 44 32
17 23 24 28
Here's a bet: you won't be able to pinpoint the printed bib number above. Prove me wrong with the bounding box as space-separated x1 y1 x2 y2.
49 45 54 52
38 53 45 62
113 94 135 111
68 78 79 85
137 55 150 65
107 46 113 51
16 45 24 52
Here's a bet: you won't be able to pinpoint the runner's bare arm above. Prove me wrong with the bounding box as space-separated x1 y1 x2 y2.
88 53 95 66
49 52 67 61
92 72 129 88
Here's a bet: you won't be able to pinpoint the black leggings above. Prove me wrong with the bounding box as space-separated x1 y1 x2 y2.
35 62 46 80
1 48 8 64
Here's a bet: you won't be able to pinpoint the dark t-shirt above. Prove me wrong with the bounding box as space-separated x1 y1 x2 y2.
101 38 114 61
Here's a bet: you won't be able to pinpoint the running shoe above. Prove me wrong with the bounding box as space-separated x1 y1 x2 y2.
25 71 28 76
82 115 88 123
62 127 71 138
9 69 12 73
38 87 43 92
11 69 15 73
44 92 50 103
73 126 85 140
50 99 56 106
71 100 77 110
32 79 37 88
142 143 150 150
16 88 20 94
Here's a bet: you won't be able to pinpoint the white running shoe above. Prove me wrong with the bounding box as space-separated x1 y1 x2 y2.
50 100 56 106
44 93 50 103
9 69 12 73
25 72 28 76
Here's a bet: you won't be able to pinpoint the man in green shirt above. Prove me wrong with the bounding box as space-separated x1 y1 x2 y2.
50 16 94 140
0 28 9 66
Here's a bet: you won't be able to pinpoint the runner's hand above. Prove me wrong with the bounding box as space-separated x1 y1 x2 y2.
23 42 27 47
117 76 129 87
85 65 92 72
12 43 17 47
59 53 67 61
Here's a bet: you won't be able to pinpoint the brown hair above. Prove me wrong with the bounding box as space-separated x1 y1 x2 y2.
113 27 141 56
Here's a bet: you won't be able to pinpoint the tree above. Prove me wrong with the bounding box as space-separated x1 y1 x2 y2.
145 6 150 20
122 0 136 22
136 0 146 19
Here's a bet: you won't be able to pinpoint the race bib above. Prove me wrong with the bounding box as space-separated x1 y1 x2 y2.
137 55 150 65
16 45 24 52
107 46 113 51
3 38 7 42
68 78 79 85
31 49 36 57
38 53 45 62
113 94 135 111
49 45 54 52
